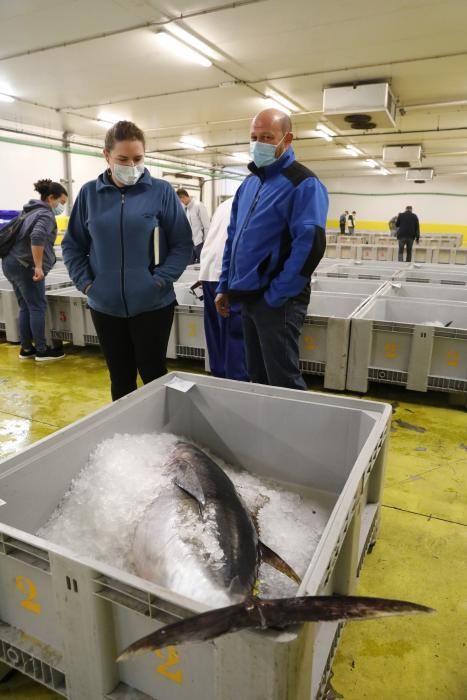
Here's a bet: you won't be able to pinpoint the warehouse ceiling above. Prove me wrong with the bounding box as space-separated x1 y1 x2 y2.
1 0 467 179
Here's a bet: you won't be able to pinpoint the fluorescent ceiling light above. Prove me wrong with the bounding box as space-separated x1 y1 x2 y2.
166 25 217 60
231 152 251 163
365 159 379 168
265 89 300 113
263 98 292 115
157 31 212 67
0 93 15 103
316 123 336 137
345 145 363 156
97 111 124 126
178 136 205 151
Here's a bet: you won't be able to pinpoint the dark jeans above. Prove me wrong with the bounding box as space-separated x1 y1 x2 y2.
339 223 345 234
398 238 414 262
202 282 249 381
191 242 203 264
241 296 308 390
2 255 47 351
90 304 175 401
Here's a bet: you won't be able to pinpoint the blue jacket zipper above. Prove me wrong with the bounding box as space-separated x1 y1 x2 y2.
230 180 264 284
120 192 129 316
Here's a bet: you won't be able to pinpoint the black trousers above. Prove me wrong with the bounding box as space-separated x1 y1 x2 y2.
90 304 175 401
398 238 414 262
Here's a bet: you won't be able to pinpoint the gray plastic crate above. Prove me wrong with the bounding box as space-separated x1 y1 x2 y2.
0 372 391 700
175 305 205 361
316 262 403 281
378 281 467 303
302 292 370 390
310 278 383 295
0 276 72 343
395 265 467 286
347 297 467 393
45 288 98 346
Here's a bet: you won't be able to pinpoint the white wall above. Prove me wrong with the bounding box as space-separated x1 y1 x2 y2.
0 138 63 209
322 175 467 226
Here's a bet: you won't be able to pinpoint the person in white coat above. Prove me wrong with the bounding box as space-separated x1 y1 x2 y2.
177 189 211 263
199 198 248 381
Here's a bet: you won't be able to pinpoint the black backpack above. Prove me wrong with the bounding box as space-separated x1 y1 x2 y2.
0 210 33 258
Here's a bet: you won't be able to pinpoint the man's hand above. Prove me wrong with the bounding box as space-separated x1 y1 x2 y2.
215 293 230 318
32 267 44 282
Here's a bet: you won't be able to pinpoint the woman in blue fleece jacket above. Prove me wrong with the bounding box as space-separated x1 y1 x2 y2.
62 121 193 400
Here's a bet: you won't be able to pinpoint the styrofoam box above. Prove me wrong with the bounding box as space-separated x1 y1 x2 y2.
347 297 467 393
378 281 467 303
0 373 391 700
301 292 370 390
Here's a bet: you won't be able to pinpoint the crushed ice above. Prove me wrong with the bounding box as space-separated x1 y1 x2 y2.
38 432 333 600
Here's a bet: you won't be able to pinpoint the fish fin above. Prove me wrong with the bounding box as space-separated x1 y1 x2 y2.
259 541 302 584
173 468 207 509
117 595 434 659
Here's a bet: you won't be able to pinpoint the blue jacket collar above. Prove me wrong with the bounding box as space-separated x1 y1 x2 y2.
248 147 296 179
96 167 153 191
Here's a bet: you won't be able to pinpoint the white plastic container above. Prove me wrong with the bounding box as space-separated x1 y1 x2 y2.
347 297 467 393
301 292 370 390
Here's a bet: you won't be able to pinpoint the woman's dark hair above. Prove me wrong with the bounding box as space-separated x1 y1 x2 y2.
104 121 146 151
34 179 68 201
176 189 189 197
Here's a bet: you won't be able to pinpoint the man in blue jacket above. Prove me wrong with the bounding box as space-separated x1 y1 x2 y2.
215 109 329 390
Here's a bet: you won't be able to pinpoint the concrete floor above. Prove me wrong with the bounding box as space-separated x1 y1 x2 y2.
0 341 466 699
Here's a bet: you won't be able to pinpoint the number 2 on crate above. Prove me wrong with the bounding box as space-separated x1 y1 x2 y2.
155 646 183 684
15 576 41 614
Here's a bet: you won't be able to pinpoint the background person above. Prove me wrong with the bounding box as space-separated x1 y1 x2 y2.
176 188 211 263
199 198 248 381
347 210 356 234
63 121 192 401
2 179 68 361
339 210 348 235
396 205 420 262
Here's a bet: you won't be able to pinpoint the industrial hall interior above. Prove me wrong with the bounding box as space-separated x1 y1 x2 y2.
0 1 466 699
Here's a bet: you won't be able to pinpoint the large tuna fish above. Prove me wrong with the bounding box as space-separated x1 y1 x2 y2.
119 442 432 660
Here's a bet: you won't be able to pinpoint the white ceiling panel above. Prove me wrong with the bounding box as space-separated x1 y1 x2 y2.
0 0 466 178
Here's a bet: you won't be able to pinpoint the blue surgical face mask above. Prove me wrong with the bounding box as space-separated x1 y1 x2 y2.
52 203 65 215
249 134 287 168
112 163 145 186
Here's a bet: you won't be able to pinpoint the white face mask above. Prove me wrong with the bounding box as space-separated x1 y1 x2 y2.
111 163 145 186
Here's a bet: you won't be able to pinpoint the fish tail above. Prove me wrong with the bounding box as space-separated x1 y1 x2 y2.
117 595 434 661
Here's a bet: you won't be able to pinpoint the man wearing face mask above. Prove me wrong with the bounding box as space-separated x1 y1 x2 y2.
215 109 329 390
62 121 193 401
